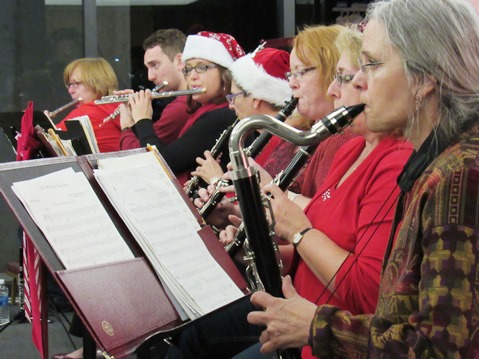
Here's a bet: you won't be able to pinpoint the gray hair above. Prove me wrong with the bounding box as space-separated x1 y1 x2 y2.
367 0 479 141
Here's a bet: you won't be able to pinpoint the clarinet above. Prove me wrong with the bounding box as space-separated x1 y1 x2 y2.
246 97 298 157
199 98 299 218
228 105 364 358
185 118 240 199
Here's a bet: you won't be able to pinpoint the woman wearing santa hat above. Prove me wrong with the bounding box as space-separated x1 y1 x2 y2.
190 47 299 198
123 31 245 185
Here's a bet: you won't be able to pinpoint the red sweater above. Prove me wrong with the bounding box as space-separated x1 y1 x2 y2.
294 136 413 359
58 102 121 153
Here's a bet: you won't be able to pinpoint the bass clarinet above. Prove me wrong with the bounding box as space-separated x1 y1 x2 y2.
226 104 365 256
198 97 298 218
228 104 364 358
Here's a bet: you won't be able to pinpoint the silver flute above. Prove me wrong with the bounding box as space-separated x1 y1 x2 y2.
49 98 82 118
94 88 206 105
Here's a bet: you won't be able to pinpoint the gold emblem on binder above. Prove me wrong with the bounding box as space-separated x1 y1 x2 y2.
101 320 115 336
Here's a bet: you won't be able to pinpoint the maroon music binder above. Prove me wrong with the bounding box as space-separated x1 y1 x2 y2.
0 149 248 359
57 258 178 358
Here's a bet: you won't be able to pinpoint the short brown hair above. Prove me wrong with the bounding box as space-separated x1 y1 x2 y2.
143 29 186 62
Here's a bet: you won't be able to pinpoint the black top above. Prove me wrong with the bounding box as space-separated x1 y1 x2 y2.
134 107 238 174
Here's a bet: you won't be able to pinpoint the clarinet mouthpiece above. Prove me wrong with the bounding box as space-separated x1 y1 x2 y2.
322 103 365 134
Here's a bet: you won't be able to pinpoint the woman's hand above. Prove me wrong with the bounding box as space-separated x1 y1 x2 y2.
248 275 316 353
193 186 215 210
191 150 225 184
218 215 243 246
248 158 274 188
194 186 240 229
262 183 312 243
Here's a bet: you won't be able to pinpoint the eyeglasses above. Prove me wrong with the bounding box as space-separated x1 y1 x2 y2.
285 67 316 81
66 81 82 89
182 64 218 76
357 58 385 73
334 73 356 86
226 91 245 105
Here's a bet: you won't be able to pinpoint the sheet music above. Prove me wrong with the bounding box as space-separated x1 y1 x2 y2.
94 151 243 319
12 168 134 269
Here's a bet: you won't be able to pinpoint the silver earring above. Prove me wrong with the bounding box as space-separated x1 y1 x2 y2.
415 96 423 112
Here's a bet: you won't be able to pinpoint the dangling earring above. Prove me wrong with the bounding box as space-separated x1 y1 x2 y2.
415 96 423 112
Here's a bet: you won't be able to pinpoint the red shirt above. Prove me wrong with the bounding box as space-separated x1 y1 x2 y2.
256 133 357 197
300 132 356 198
58 102 121 153
255 136 282 166
294 136 413 359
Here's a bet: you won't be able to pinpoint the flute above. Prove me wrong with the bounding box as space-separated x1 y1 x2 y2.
152 81 168 92
98 82 169 127
49 98 82 118
94 88 206 105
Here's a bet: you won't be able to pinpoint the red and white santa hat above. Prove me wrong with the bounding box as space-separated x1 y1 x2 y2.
231 47 292 106
182 31 245 69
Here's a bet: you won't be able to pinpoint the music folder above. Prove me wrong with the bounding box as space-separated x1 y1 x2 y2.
0 148 248 359
0 110 55 149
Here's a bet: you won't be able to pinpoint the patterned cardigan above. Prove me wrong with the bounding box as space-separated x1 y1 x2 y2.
309 123 479 358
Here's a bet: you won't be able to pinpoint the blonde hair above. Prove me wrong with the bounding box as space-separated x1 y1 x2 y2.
334 26 363 67
63 58 118 98
293 24 345 95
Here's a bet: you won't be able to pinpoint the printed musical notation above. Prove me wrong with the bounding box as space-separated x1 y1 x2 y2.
11 168 134 269
94 151 243 319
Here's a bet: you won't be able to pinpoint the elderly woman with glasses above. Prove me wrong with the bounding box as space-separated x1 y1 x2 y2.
123 31 244 185
248 0 479 357
52 57 121 153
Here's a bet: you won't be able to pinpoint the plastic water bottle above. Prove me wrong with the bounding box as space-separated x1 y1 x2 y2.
0 279 10 325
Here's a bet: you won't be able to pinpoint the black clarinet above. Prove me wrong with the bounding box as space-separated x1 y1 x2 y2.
185 118 240 199
227 104 364 359
227 104 365 257
245 97 298 158
199 98 298 219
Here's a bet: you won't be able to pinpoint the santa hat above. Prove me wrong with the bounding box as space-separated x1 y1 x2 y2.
231 47 292 106
182 31 245 69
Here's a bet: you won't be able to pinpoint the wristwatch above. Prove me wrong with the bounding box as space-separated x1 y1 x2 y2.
292 227 313 248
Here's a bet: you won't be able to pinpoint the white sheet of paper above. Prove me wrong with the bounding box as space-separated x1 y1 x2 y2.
94 151 243 318
12 168 134 269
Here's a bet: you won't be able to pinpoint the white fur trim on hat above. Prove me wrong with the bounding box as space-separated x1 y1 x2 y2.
182 35 235 69
231 54 292 106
